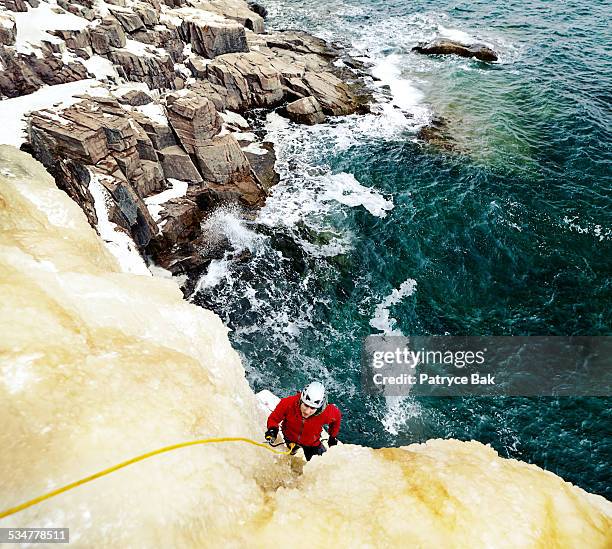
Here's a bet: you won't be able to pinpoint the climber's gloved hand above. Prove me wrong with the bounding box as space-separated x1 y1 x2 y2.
265 427 279 442
328 436 338 447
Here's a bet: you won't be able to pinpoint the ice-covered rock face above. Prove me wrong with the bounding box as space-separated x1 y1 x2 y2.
1 145 611 546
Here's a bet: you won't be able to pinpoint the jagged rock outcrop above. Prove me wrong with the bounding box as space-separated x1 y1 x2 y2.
3 0 373 274
243 141 278 191
146 198 208 272
202 0 264 33
27 97 164 247
50 28 91 52
244 30 371 115
157 145 202 182
130 26 184 62
118 89 153 106
412 39 498 62
204 51 284 109
1 0 27 12
134 2 159 27
285 96 325 125
90 17 127 54
165 91 223 153
247 1 266 19
0 12 16 45
0 46 90 98
108 6 146 33
195 133 250 185
109 48 176 90
174 7 249 58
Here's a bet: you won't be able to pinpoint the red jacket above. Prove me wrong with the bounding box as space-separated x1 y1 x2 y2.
267 392 341 447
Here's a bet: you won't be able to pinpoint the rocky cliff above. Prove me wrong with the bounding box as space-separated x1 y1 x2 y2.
1 146 611 547
0 0 370 275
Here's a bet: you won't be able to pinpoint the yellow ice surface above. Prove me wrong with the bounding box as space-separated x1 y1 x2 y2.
1 146 610 548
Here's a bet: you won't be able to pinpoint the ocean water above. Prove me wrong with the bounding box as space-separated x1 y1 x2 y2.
191 0 612 497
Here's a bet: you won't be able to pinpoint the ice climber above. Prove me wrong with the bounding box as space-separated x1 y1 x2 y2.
265 381 342 461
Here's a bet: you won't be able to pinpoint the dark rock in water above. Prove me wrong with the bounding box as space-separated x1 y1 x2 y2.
416 116 456 151
412 39 498 62
247 1 267 18
243 141 279 192
284 96 326 125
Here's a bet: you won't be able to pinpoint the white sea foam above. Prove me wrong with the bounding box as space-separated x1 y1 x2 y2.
321 172 394 218
202 206 266 254
380 396 422 436
437 25 477 45
192 257 232 292
370 279 418 336
562 216 611 242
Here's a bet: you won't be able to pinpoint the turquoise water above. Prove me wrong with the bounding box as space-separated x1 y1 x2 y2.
192 0 611 497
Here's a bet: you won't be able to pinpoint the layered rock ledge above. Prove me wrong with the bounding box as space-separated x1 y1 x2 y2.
0 0 371 275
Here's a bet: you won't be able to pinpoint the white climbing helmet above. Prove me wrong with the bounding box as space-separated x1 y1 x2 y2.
301 381 327 410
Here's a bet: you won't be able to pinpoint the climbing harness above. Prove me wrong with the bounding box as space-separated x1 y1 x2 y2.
0 436 296 520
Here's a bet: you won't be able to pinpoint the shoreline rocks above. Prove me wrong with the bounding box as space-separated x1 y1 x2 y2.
284 96 325 125
1 0 373 274
412 39 498 62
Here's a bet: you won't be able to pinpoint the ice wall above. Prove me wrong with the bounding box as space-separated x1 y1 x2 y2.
1 146 610 547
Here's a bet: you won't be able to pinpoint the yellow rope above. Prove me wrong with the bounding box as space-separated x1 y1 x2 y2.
0 437 295 520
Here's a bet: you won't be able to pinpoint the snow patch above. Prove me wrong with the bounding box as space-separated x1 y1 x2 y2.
144 179 189 222
14 2 89 57
0 80 109 147
83 55 120 81
220 111 250 129
88 170 151 276
123 39 168 58
134 102 168 126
